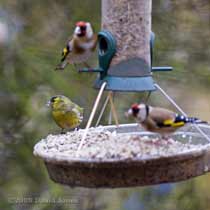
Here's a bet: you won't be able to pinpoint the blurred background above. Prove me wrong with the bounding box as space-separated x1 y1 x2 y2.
1 0 210 209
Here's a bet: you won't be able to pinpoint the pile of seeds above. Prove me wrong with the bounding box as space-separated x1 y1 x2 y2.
34 127 203 161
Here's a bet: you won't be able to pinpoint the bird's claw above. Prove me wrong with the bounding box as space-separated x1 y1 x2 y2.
55 66 64 71
60 129 66 134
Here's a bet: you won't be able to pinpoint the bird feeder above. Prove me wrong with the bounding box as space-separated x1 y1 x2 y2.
34 0 210 188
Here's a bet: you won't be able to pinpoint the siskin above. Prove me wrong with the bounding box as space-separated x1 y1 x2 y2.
55 21 97 70
47 95 84 133
126 103 206 137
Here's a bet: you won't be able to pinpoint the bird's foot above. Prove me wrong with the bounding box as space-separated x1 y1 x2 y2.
152 139 163 146
55 61 68 71
161 135 173 145
73 64 79 71
60 129 66 134
74 126 81 132
55 65 64 71
83 62 91 68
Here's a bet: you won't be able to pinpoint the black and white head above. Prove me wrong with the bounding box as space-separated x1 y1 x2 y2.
74 21 93 38
46 95 71 110
126 103 148 122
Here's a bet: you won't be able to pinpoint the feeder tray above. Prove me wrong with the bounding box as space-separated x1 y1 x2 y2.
34 123 210 188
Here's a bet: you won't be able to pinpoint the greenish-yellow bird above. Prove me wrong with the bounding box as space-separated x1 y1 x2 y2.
47 95 83 133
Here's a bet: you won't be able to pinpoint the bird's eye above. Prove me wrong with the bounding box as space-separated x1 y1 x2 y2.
50 96 57 103
132 107 139 114
80 26 86 30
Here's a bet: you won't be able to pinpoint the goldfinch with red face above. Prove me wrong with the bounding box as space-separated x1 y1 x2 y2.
55 21 97 70
126 103 206 136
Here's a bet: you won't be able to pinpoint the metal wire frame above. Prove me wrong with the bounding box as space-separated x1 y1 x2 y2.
77 82 210 155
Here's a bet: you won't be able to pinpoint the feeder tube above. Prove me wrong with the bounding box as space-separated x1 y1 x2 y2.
102 0 152 66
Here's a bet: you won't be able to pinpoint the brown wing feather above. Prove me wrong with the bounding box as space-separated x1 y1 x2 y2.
141 107 177 134
149 107 176 124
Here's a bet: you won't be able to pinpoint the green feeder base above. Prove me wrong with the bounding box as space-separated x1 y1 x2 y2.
94 75 156 92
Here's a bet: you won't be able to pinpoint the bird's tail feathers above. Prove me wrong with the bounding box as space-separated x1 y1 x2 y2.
186 117 207 124
176 115 207 124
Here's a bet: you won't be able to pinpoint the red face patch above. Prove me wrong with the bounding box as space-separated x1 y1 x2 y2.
76 21 86 27
131 103 139 110
131 103 140 116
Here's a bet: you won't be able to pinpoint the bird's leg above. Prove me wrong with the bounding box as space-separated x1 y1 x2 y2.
60 128 66 134
161 134 173 145
74 127 80 131
149 134 167 146
83 62 91 68
55 61 67 71
162 135 168 140
149 135 162 146
74 63 79 71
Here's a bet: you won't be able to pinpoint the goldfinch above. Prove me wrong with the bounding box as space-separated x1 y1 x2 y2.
55 21 97 70
47 95 84 133
126 103 206 136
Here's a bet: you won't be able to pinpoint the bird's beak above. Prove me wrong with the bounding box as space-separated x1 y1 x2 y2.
125 109 133 118
74 26 81 35
46 100 51 107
